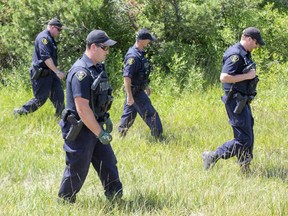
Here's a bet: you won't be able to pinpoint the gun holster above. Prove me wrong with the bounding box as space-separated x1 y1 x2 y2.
233 93 248 114
31 65 43 80
65 114 83 141
224 88 235 104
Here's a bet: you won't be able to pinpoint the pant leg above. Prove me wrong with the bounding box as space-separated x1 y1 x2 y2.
118 97 138 133
133 91 163 137
58 123 96 200
91 141 123 199
22 70 52 113
49 73 65 116
215 96 254 164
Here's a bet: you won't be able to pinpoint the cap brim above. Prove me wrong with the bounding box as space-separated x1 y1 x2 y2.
150 36 156 41
258 39 265 46
59 26 69 30
102 39 117 47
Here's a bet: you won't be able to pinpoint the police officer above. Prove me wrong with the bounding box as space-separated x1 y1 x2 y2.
202 27 265 173
57 30 122 203
14 18 66 117
118 28 163 139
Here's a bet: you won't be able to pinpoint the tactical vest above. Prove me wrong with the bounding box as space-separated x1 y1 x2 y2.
90 64 113 121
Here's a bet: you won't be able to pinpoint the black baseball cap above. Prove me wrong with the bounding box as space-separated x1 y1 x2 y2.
243 27 265 45
136 28 156 41
48 18 68 30
86 30 117 46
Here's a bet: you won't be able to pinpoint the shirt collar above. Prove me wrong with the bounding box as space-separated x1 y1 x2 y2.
133 45 146 54
81 53 95 68
237 42 250 56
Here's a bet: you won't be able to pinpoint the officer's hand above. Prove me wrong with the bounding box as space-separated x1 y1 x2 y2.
127 96 134 106
104 117 113 133
56 70 65 80
98 130 112 145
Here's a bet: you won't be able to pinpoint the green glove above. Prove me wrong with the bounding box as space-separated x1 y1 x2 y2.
105 117 113 133
98 130 112 145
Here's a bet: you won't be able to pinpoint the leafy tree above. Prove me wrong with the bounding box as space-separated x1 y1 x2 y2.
1 0 288 91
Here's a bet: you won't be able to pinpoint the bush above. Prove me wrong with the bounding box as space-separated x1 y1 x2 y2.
1 0 288 92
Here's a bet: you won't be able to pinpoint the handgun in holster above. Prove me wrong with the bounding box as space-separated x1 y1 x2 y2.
65 115 83 141
225 87 235 104
233 93 248 114
31 65 43 80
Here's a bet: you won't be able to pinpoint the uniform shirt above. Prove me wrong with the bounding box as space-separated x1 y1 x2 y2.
32 29 58 68
221 42 253 92
123 45 149 86
66 54 102 115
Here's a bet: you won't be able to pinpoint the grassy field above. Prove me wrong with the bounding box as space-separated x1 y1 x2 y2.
0 74 287 215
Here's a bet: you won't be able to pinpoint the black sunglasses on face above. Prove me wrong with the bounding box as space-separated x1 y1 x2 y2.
252 39 258 46
99 46 109 51
55 26 62 32
95 44 109 51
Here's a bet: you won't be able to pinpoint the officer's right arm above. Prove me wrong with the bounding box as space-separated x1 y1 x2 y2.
44 58 65 79
220 70 256 83
74 97 103 137
220 54 256 83
124 77 134 106
37 37 65 79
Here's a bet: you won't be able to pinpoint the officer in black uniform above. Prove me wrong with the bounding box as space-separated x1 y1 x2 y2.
202 27 265 173
58 30 122 203
14 18 66 117
118 28 163 139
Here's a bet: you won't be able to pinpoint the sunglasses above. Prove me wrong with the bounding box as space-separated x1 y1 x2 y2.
250 37 258 45
54 26 62 32
252 39 258 46
99 45 109 51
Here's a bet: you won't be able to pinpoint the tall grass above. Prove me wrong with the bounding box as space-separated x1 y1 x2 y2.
0 70 287 215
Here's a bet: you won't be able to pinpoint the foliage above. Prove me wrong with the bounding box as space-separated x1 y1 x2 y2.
1 1 288 213
1 0 288 90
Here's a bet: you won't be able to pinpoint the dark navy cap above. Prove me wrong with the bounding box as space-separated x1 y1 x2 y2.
136 28 156 41
243 27 265 45
48 18 68 30
86 30 117 46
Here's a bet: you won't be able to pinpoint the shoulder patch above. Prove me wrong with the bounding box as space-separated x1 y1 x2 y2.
76 71 87 81
42 38 48 45
230 55 239 63
127 58 135 65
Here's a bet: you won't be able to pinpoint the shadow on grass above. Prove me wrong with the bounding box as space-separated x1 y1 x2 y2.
99 192 173 214
255 165 288 183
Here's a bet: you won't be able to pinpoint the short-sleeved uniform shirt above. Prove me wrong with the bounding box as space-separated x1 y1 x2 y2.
123 45 148 86
221 42 253 92
66 54 102 115
32 29 58 68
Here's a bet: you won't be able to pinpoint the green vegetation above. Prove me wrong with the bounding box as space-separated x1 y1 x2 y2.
1 0 288 215
1 0 288 89
1 67 287 215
